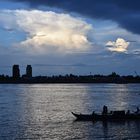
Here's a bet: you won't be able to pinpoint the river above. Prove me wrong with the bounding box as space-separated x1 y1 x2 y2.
0 84 140 139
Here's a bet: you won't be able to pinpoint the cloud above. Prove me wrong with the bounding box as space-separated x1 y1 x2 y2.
0 10 93 54
2 0 140 35
132 49 140 55
106 38 130 53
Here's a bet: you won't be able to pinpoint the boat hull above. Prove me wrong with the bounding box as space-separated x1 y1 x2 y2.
72 112 93 121
72 112 140 121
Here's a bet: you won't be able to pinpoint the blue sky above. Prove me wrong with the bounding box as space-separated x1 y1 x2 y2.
0 0 140 76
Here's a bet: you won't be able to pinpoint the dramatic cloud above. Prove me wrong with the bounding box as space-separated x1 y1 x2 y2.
0 10 93 54
3 0 140 35
106 38 130 53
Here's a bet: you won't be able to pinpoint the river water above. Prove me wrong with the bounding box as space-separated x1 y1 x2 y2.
0 84 140 140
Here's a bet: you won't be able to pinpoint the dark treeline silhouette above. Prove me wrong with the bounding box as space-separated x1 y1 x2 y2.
0 72 140 84
0 65 140 83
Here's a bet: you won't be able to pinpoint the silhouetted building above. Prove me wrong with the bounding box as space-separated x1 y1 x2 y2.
12 65 20 79
26 65 32 78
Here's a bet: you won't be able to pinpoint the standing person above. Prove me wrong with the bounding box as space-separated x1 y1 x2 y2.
102 105 108 115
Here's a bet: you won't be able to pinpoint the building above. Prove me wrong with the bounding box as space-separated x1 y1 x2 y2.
26 65 32 78
12 65 20 79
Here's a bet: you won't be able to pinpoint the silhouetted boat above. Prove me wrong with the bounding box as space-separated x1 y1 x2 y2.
72 111 140 121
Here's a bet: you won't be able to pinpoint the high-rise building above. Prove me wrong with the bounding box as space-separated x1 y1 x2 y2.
12 65 20 79
26 65 32 78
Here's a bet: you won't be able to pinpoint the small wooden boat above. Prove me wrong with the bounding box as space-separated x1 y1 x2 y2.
72 111 140 121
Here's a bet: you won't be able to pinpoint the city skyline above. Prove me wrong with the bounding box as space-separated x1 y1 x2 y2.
0 1 140 76
0 64 140 84
0 64 139 78
12 64 32 78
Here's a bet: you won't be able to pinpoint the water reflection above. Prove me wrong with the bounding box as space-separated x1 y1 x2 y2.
101 121 140 140
109 84 130 110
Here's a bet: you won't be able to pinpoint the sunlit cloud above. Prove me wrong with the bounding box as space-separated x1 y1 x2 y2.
106 38 130 53
0 10 94 54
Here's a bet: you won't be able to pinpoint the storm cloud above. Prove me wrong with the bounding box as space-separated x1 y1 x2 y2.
0 10 93 54
3 0 140 35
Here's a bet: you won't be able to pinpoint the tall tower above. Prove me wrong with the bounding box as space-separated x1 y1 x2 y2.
26 65 32 78
12 65 20 79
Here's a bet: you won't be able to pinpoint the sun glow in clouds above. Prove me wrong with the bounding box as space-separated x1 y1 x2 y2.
0 10 93 54
106 38 130 53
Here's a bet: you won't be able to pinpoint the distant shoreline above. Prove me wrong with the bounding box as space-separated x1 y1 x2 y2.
1 65 140 84
0 79 139 84
0 73 140 84
0 82 139 84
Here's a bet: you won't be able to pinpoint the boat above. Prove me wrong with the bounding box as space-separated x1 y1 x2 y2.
72 111 140 121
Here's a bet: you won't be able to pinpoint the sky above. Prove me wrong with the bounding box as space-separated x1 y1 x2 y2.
0 0 140 76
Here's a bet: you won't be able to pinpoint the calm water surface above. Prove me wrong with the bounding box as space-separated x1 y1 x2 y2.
0 84 140 140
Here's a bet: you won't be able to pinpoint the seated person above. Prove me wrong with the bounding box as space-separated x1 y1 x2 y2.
135 107 140 114
126 110 130 114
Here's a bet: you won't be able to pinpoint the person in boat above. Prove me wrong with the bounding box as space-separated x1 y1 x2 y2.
135 107 140 114
92 111 95 116
126 110 130 115
110 111 113 114
102 105 108 115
